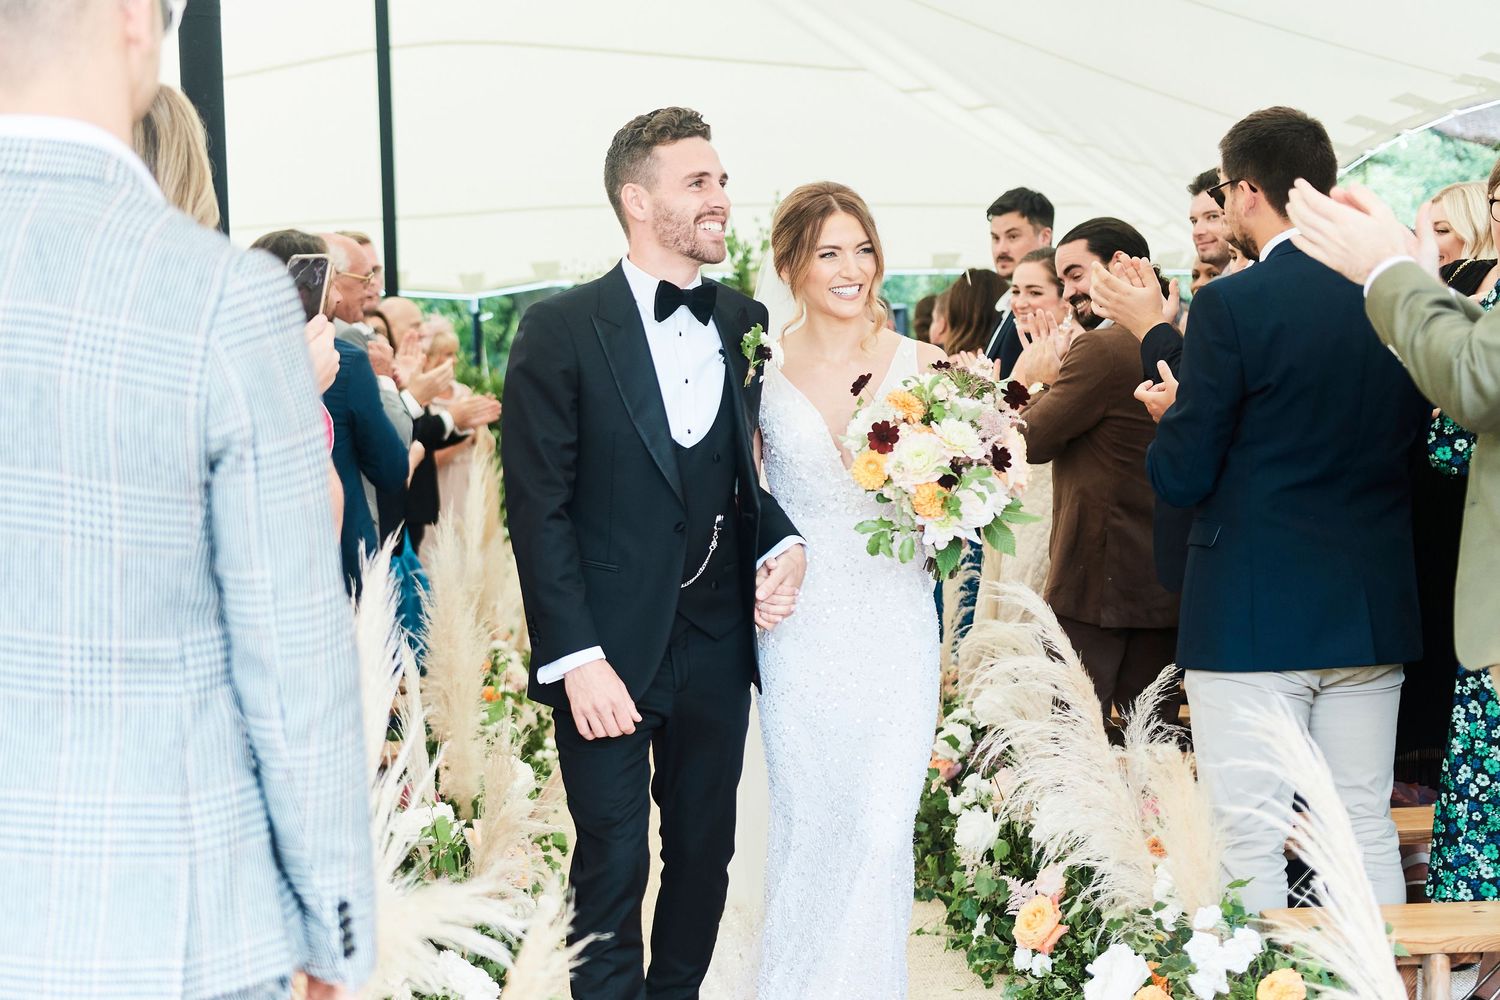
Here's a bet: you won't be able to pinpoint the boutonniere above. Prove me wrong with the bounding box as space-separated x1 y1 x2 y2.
739 323 783 387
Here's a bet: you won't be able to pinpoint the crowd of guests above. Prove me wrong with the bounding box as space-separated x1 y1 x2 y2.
910 110 1500 943
134 84 501 597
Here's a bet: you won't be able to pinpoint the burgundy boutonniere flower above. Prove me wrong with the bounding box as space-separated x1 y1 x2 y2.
868 420 901 454
1002 380 1031 408
754 344 774 364
989 445 1012 472
851 372 873 397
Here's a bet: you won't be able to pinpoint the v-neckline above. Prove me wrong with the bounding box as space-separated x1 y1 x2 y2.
773 340 909 472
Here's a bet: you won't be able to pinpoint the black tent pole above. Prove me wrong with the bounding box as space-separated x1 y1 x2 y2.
178 0 229 234
374 0 399 295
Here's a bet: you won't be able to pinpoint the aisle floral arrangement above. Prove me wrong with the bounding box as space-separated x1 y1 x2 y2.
913 585 1397 1000
348 449 577 1000
844 357 1038 579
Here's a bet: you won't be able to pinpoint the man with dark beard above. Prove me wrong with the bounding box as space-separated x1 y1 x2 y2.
502 107 804 999
1011 217 1182 739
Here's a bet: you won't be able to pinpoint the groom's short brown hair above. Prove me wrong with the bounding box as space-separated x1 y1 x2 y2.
604 107 712 232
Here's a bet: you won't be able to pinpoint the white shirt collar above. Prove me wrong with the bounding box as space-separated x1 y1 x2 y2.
996 286 1014 313
0 115 162 200
1258 227 1298 262
620 255 703 322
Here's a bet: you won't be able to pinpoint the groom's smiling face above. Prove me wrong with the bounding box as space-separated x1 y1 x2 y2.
640 137 731 266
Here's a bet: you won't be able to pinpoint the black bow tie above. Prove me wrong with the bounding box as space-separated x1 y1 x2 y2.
654 280 718 325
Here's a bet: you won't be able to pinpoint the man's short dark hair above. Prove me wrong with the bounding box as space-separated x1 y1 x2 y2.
1056 217 1151 263
1219 106 1337 217
250 229 326 266
1187 168 1220 197
986 187 1054 230
604 107 712 232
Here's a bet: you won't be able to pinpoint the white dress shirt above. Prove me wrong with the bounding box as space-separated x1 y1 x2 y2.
1259 226 1298 261
537 257 805 684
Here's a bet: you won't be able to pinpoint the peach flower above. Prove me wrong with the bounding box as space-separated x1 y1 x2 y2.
1256 969 1307 1000
1012 894 1068 955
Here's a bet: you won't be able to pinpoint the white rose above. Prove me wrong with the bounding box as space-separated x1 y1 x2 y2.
956 487 994 530
887 432 950 491
434 950 500 1000
934 418 986 460
1031 953 1054 976
1192 905 1223 931
1081 942 1151 1000
942 722 975 755
1183 931 1231 998
1220 926 1263 974
1013 946 1035 973
972 912 990 938
1187 965 1229 1000
953 806 1001 860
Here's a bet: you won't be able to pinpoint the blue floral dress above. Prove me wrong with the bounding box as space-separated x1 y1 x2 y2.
1427 283 1500 902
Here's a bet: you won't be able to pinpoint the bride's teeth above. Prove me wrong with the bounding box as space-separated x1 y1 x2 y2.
831 285 861 298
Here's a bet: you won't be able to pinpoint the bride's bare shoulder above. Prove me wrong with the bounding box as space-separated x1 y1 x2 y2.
913 339 948 369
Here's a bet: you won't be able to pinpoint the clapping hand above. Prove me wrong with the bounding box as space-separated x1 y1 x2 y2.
754 544 806 631
393 333 426 389
1133 359 1178 422
1091 258 1172 340
448 393 501 430
366 333 397 380
948 349 997 377
303 314 340 393
1286 179 1436 284
409 359 455 406
1010 308 1070 386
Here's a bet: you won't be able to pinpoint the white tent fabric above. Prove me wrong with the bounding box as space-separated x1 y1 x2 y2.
165 1 1500 294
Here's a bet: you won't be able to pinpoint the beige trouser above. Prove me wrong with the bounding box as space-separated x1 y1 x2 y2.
1185 664 1405 914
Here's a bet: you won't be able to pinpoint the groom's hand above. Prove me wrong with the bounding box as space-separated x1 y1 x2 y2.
563 659 642 740
754 545 806 631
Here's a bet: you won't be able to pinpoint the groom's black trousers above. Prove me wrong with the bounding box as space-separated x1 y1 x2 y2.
554 615 754 1000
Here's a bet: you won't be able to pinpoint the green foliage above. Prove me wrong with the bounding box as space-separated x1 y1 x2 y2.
721 219 770 295
1342 128 1500 226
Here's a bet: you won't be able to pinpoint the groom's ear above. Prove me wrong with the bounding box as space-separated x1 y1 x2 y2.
619 182 651 227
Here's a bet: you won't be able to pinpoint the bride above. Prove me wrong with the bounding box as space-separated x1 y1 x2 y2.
748 182 947 997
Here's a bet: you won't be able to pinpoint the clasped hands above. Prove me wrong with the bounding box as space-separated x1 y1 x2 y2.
563 544 807 742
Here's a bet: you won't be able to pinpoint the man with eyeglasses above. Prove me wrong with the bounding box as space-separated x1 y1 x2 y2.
0 1 371 998
1146 106 1428 916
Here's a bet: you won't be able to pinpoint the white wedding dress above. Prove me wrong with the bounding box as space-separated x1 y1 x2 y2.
746 335 941 998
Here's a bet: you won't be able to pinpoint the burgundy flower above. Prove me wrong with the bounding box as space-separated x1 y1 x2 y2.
851 372 873 397
931 360 953 371
754 344 774 364
937 473 959 489
1002 380 1031 408
867 420 901 454
989 445 1012 472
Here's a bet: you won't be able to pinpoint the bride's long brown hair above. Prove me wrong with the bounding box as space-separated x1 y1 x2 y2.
769 182 888 346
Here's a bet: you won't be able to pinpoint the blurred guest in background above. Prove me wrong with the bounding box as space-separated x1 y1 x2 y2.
131 84 219 229
366 308 393 345
937 267 1006 359
912 294 936 343
1190 258 1222 295
1188 168 1232 271
1429 181 1496 270
927 288 951 349
985 188 1054 373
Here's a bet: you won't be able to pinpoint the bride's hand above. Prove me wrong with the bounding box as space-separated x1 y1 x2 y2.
755 545 807 630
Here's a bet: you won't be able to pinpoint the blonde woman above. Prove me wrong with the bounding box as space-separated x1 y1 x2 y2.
1429 180 1496 270
131 84 219 229
751 182 947 998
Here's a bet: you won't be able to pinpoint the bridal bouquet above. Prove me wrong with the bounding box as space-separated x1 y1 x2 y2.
845 356 1036 579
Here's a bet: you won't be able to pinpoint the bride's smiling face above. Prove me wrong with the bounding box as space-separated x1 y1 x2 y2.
788 211 878 322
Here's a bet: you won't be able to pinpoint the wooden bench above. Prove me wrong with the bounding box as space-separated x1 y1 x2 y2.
1263 902 1500 997
1395 805 1435 847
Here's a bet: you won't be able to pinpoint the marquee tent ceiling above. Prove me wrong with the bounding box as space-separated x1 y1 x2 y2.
165 1 1500 294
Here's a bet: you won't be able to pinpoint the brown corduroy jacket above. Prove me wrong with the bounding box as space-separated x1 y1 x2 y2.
1020 323 1180 629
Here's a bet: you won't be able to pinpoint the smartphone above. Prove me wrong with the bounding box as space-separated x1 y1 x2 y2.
287 253 331 322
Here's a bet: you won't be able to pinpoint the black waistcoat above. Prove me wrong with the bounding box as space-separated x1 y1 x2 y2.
673 370 745 637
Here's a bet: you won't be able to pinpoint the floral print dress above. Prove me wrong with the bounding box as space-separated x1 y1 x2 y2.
1427 282 1500 902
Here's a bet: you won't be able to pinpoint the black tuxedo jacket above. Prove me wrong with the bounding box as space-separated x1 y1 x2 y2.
987 311 1022 377
502 263 797 709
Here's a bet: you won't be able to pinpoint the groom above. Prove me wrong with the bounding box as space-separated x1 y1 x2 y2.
502 107 805 999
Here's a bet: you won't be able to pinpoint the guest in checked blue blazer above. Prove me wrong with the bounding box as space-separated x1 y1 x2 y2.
1146 106 1428 915
0 3 373 998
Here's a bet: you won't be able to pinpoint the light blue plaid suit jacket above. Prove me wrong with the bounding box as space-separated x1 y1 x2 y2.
0 127 374 997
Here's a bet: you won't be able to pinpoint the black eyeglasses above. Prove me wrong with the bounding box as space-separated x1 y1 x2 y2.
1491 198 1500 225
1207 178 1258 209
160 0 185 35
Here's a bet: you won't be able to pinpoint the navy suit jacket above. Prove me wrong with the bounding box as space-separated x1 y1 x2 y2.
324 338 407 591
1146 240 1426 672
1138 322 1193 591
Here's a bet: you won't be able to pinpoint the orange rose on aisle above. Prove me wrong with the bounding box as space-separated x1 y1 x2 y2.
1012 894 1068 955
1256 969 1307 1000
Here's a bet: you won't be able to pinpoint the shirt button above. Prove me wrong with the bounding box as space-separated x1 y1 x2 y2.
713 452 721 463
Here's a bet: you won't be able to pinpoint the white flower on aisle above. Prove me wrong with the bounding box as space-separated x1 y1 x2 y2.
1151 863 1184 928
392 801 458 848
433 949 500 1000
1221 926 1264 973
1183 931 1231 998
935 719 975 761
954 806 1002 861
1012 944 1054 977
1082 942 1152 1000
1191 905 1223 931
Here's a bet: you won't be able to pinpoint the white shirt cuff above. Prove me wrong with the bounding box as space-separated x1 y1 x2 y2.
1364 256 1414 298
399 389 424 420
535 645 604 684
757 536 806 570
376 375 399 393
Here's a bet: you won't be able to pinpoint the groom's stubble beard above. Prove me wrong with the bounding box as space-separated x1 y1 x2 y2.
653 201 729 266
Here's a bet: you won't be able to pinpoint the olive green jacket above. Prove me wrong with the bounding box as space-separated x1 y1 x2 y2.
1366 260 1500 671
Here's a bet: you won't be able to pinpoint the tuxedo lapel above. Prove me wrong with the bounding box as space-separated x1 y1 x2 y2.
593 264 685 507
710 288 761 505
